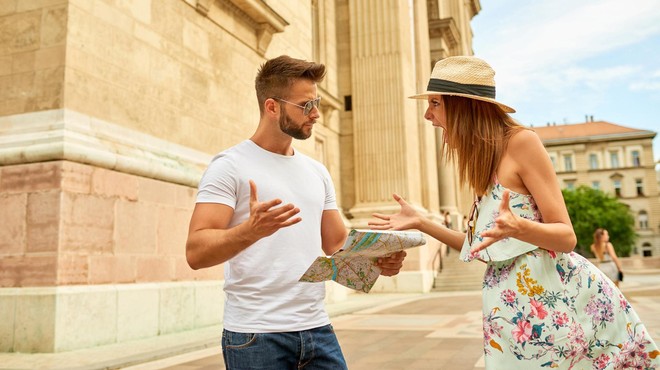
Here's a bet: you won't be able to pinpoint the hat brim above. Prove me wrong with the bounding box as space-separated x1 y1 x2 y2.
408 91 516 113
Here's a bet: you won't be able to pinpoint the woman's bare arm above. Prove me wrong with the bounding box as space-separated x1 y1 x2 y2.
475 130 577 254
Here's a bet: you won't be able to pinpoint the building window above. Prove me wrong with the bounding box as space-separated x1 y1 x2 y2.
636 178 644 196
639 210 649 229
613 179 622 197
642 243 653 257
631 150 641 167
610 152 619 168
592 181 600 190
563 155 573 172
550 156 556 170
564 180 575 190
589 154 598 169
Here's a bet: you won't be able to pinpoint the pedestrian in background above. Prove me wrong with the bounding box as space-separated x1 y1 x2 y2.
590 228 624 287
444 210 453 230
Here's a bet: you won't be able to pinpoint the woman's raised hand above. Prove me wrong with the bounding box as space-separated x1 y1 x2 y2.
470 190 521 253
369 193 421 231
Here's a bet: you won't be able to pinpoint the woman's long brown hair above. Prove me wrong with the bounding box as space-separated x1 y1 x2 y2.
442 95 525 196
592 228 606 261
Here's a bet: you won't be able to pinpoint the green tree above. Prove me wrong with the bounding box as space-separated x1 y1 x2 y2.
561 186 636 257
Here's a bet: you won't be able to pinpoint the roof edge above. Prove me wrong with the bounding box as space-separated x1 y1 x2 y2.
541 130 656 145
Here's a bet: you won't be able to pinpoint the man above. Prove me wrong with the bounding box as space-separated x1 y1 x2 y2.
186 55 406 369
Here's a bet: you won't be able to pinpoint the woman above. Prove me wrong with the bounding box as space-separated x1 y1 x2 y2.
370 56 659 369
590 228 624 287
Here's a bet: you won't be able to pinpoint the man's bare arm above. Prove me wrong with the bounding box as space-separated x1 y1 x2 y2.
186 180 301 269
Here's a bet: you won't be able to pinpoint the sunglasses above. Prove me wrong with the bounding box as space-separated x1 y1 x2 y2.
273 97 321 116
466 197 480 246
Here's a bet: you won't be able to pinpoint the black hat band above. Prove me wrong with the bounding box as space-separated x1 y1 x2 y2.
427 79 496 99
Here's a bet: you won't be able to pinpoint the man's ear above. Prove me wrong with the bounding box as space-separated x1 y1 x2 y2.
264 98 279 116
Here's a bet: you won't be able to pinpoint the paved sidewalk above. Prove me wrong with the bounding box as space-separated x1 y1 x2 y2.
124 274 660 370
1 275 657 370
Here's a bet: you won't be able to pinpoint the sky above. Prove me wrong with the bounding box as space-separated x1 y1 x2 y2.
471 0 660 161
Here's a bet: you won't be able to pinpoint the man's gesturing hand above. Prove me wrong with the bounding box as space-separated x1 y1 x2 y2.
248 180 302 238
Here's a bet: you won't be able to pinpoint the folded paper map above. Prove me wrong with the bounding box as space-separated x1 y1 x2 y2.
299 229 427 293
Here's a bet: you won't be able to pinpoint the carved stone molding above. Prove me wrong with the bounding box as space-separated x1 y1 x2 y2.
468 0 482 17
427 0 439 20
201 0 289 56
255 22 277 55
0 109 212 187
318 85 342 111
428 17 460 50
196 0 212 15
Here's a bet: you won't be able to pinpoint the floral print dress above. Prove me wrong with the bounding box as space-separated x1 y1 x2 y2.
460 181 659 369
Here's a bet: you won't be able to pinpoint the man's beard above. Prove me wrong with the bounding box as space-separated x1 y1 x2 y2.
279 111 312 140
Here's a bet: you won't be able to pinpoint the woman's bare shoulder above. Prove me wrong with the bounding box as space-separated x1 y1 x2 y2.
509 128 541 146
507 129 547 161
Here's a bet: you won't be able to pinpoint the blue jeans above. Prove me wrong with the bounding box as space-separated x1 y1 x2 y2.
222 324 347 370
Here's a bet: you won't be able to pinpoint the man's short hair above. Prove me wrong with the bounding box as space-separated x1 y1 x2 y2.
255 55 326 114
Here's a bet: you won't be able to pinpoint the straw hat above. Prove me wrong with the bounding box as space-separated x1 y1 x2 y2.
409 56 515 113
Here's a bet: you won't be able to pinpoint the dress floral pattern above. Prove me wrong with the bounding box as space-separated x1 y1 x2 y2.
460 182 660 369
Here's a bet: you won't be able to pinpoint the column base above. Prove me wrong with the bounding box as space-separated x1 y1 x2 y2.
0 281 223 353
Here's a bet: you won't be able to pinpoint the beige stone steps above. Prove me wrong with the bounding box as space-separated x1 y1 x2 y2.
432 253 486 292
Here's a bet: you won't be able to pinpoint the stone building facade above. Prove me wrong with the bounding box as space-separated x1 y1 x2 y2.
533 120 660 257
0 0 478 355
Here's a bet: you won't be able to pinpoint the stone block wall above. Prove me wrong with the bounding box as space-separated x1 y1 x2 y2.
0 0 67 116
0 160 222 288
0 160 223 352
63 0 264 154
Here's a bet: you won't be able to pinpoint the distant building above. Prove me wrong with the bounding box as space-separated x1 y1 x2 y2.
533 120 659 257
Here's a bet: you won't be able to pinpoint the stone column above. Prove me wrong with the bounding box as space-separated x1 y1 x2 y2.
346 0 439 293
347 0 426 224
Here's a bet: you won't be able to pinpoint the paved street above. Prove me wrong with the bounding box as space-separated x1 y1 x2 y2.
126 274 660 370
2 274 657 370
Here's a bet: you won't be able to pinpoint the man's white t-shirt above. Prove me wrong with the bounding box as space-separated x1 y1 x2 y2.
196 140 337 332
